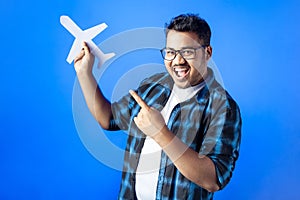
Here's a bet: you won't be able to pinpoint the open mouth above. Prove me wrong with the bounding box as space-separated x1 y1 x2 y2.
173 66 190 78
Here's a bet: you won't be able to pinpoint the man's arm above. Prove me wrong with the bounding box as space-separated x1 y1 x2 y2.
74 42 112 129
154 128 220 192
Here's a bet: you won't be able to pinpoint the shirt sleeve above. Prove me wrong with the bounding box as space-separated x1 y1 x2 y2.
109 92 135 131
199 91 242 190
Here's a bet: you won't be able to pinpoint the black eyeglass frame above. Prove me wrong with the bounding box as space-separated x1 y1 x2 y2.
160 45 207 61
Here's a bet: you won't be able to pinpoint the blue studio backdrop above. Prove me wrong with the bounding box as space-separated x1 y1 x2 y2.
1 0 300 199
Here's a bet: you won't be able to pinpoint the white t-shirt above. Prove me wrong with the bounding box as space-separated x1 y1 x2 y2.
135 82 205 200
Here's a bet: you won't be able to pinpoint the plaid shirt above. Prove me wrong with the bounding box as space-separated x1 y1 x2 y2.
109 68 242 200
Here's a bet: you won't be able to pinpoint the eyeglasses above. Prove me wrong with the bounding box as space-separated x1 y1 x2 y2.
160 46 206 61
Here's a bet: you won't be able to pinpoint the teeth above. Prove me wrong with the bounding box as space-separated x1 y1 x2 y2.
173 67 189 77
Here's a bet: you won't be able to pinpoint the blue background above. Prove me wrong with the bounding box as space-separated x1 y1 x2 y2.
1 0 300 199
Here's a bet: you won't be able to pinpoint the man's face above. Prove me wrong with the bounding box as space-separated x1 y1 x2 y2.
164 30 211 88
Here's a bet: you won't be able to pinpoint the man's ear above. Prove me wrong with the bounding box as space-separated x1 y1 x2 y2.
206 46 212 60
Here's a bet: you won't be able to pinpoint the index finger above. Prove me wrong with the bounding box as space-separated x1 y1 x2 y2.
129 90 150 111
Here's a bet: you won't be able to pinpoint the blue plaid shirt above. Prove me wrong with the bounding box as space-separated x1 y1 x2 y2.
109 68 242 200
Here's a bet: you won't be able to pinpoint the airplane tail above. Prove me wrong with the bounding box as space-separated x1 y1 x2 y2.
97 52 116 68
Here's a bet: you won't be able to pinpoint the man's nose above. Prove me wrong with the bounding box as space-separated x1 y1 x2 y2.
173 52 186 65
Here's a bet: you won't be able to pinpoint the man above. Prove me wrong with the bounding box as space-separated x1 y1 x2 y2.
74 13 241 200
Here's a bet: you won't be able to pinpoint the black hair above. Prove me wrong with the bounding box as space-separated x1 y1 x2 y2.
165 13 211 46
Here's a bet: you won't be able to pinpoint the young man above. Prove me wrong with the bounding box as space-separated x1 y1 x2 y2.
74 13 241 200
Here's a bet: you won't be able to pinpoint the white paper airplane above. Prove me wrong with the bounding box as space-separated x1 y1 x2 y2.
60 15 115 67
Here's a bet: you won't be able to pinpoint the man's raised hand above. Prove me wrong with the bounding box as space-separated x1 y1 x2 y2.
74 42 95 74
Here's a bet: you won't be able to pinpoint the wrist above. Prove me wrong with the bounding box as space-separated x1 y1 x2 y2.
152 125 174 148
76 69 93 79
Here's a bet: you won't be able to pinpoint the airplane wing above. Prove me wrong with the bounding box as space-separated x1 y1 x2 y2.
66 38 81 64
84 23 108 39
